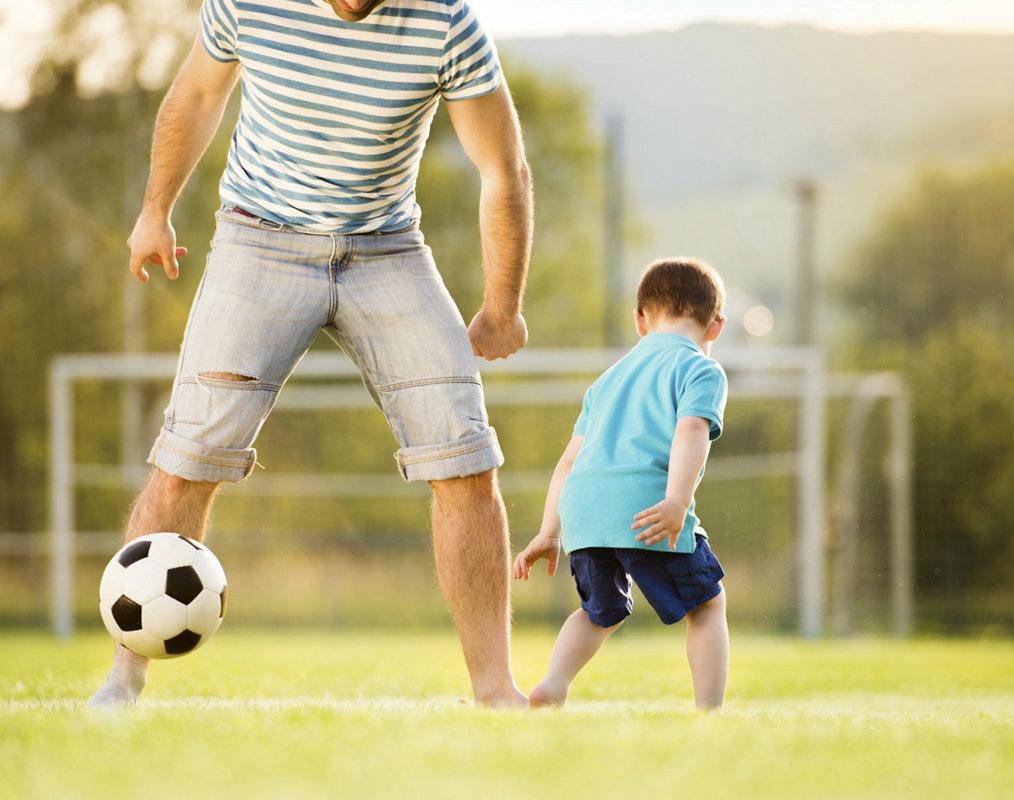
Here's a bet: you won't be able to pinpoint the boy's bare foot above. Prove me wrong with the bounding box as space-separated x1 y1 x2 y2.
88 660 147 707
528 680 567 708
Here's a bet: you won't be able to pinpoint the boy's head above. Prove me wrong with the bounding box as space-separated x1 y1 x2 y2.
634 257 726 343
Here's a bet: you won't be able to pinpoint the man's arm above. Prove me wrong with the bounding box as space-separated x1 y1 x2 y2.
128 35 240 282
631 417 713 549
513 434 583 580
445 82 533 360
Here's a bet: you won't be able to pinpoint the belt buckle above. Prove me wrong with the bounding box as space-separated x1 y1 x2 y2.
231 205 284 231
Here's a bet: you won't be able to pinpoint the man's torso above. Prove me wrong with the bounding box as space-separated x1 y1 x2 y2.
201 0 501 233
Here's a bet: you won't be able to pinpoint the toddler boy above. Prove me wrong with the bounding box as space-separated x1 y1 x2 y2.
513 257 729 710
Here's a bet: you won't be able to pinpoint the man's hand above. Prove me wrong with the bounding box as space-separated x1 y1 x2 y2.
513 532 560 580
631 497 690 550
468 308 528 360
127 213 187 283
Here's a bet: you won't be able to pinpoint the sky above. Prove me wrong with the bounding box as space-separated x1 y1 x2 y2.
468 0 1014 38
2 0 1014 108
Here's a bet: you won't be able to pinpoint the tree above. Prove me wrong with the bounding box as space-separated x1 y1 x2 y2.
841 166 1014 343
837 162 1014 631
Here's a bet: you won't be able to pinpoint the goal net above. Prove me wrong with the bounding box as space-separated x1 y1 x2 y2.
36 345 912 637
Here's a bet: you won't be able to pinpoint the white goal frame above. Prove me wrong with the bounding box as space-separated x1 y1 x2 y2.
47 346 912 639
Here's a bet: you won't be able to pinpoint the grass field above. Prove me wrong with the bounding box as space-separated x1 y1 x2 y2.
1 630 1012 799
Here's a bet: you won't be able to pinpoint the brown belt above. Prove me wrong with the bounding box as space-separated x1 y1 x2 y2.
228 206 418 235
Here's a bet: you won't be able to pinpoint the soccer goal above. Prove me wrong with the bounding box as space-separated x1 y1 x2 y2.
46 345 912 638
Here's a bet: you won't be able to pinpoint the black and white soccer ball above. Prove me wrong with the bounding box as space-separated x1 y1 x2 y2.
99 532 227 659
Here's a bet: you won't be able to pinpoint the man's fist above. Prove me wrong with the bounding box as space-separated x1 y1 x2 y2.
467 308 527 361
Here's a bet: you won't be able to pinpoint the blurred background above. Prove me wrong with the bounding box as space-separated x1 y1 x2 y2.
0 0 1011 638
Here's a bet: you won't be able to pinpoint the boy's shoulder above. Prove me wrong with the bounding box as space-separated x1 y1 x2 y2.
677 349 727 382
673 350 728 438
674 349 727 390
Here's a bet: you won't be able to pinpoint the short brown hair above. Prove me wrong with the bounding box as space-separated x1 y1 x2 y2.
635 257 725 327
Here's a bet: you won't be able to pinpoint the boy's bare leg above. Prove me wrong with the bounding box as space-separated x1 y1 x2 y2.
429 470 526 708
89 467 220 706
685 588 728 710
529 609 622 707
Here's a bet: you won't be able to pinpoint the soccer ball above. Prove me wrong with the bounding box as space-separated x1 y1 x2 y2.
99 532 228 659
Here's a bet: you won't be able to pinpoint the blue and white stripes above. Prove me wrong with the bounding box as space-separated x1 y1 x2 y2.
199 0 502 233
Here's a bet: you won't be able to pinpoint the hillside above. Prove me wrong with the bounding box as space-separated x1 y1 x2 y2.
502 23 1014 195
501 24 1014 337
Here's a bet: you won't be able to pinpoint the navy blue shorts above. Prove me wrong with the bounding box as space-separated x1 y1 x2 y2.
569 535 725 627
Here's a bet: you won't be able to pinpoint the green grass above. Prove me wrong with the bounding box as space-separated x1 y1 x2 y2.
1 630 1012 799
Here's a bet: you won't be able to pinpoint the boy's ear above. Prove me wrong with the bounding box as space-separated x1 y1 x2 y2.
706 315 726 342
633 307 649 337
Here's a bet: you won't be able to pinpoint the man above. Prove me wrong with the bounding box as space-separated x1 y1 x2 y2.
91 0 532 707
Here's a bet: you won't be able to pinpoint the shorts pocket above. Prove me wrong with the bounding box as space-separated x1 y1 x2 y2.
696 541 726 584
662 551 722 607
661 553 696 578
662 561 707 606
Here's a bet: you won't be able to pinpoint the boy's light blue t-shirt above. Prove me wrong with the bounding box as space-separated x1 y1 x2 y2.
558 333 728 555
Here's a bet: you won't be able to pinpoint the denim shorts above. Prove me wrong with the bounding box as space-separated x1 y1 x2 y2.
569 535 725 627
147 206 504 483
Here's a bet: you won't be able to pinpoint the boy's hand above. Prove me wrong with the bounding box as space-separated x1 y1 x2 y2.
513 533 561 580
631 498 690 550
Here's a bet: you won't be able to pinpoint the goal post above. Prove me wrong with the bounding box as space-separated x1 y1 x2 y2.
47 346 912 639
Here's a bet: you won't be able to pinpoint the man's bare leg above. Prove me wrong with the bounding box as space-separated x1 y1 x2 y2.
529 609 621 707
685 588 728 710
89 467 220 706
429 469 526 708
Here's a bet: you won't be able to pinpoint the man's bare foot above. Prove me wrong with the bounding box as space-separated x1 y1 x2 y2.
88 659 147 707
528 680 567 708
475 685 528 709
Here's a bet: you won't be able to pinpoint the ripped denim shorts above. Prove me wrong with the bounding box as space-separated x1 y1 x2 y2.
147 206 503 483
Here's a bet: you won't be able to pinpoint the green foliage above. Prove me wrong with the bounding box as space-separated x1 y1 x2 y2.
840 165 1014 342
837 161 1014 629
911 325 1014 547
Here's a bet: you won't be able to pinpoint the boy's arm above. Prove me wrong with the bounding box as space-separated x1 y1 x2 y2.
513 435 584 580
631 417 712 549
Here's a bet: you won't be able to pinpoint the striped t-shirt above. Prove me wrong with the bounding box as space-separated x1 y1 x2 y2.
199 0 502 233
